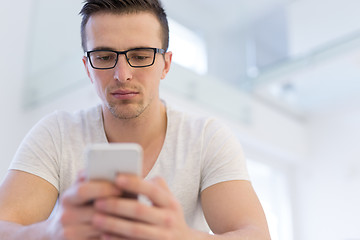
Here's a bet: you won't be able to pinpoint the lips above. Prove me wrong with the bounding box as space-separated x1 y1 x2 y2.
110 89 139 100
111 89 138 95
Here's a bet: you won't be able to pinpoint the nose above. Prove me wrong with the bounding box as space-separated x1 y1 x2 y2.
113 54 132 83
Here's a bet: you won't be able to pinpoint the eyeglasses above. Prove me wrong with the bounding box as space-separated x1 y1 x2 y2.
86 47 166 70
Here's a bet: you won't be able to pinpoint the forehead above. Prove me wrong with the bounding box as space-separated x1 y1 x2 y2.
85 12 162 50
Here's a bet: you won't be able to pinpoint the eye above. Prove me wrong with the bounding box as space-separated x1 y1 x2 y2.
130 54 151 61
90 51 117 62
136 55 148 60
96 55 115 61
128 49 153 61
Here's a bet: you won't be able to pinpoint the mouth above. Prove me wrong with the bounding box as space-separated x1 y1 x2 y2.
110 89 140 100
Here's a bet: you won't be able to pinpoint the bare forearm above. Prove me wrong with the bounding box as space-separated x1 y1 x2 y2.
192 226 271 240
0 220 49 240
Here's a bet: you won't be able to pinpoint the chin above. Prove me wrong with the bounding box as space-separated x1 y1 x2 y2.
107 103 145 120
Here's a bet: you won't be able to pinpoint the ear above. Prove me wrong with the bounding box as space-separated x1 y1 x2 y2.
161 51 172 80
82 56 93 84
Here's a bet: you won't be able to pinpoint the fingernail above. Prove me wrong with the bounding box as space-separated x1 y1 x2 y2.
112 187 121 196
95 199 105 209
76 170 86 182
93 214 105 227
116 175 128 186
101 234 111 240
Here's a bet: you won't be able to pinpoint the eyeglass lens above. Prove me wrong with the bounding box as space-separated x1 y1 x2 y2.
89 49 156 69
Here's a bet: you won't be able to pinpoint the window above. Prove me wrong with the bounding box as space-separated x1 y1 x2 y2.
247 159 294 240
168 18 208 75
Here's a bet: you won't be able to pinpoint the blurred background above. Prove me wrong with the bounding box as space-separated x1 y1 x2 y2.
1 0 360 239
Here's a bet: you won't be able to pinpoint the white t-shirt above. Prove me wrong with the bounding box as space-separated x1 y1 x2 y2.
10 104 249 232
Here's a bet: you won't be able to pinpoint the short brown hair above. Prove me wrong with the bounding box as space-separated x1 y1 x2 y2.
79 0 169 52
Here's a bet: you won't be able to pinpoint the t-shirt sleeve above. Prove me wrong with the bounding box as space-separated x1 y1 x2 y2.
9 112 61 191
200 119 250 192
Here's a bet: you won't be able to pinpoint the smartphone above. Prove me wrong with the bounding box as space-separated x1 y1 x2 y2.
85 143 143 182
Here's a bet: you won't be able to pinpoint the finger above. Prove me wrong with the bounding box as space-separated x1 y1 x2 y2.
100 233 140 240
62 224 102 240
149 177 180 211
60 205 97 225
61 181 121 206
94 198 173 227
92 213 165 240
115 175 175 208
99 233 139 240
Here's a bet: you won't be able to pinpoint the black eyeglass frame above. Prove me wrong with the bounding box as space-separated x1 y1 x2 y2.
86 47 166 70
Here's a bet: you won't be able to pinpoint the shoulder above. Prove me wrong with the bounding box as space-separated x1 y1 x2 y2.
36 105 101 130
27 105 103 143
54 105 102 125
165 104 234 144
167 104 228 132
166 104 210 127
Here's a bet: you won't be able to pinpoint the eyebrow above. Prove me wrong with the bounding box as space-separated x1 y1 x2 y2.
89 46 153 51
90 46 116 51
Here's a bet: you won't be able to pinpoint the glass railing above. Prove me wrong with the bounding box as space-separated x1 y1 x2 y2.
245 29 360 89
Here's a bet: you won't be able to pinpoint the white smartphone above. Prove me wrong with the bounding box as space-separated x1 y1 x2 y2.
85 143 143 182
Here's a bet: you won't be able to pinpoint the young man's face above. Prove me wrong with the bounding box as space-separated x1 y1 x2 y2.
83 12 172 119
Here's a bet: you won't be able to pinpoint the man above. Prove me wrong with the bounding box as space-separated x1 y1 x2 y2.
0 0 271 239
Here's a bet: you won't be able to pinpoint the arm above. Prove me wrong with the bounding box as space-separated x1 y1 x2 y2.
0 170 121 240
0 170 58 239
201 180 271 239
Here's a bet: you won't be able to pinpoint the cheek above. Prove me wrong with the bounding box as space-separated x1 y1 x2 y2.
93 81 105 98
141 70 162 87
90 72 109 95
151 67 166 81
90 71 109 85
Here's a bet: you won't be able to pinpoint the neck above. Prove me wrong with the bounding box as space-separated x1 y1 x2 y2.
102 99 167 150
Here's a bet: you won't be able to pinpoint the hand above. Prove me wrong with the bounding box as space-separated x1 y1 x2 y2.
92 175 194 240
46 172 122 240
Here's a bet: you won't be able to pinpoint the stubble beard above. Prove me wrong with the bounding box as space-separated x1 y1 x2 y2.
107 99 149 120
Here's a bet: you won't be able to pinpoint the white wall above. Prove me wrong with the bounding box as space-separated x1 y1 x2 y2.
0 0 33 180
286 1 360 239
294 99 360 240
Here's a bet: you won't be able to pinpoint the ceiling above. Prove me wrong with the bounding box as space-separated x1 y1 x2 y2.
164 0 293 31
163 0 360 119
